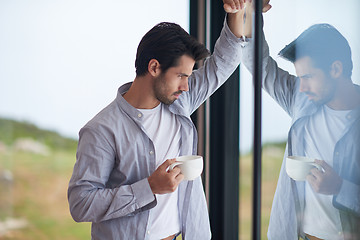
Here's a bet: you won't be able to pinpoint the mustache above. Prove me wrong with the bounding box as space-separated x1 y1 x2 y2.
304 91 316 96
173 91 183 95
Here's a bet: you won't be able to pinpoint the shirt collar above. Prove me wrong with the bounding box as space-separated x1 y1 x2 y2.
116 82 146 121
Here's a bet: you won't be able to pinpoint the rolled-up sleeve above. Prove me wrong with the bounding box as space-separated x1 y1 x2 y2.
186 15 244 114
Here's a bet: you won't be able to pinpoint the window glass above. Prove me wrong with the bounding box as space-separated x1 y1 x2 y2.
239 0 360 239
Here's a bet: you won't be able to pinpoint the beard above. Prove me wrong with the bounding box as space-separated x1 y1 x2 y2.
153 74 181 105
312 77 337 105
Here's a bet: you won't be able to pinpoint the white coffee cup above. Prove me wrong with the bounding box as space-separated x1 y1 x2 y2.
286 156 322 181
168 155 203 181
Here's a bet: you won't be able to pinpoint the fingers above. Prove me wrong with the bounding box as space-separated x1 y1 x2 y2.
307 166 324 193
306 160 343 195
168 165 181 176
306 161 324 192
148 158 184 194
223 3 239 13
235 0 243 10
148 172 181 194
223 0 246 13
175 173 184 182
306 174 321 193
306 173 316 187
159 158 176 171
161 158 183 179
309 167 323 179
167 163 184 180
224 0 271 14
163 166 184 193
315 159 331 172
262 3 272 13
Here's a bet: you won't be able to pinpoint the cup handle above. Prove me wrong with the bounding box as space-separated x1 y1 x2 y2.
167 162 183 172
310 163 324 172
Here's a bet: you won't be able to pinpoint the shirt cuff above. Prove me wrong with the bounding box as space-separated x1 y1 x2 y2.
240 36 251 47
131 178 156 210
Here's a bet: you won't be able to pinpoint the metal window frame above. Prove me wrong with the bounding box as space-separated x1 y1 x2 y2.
190 0 240 239
190 0 263 239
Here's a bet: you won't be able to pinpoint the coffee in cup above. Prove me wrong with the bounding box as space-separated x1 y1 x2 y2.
168 155 203 181
286 156 322 181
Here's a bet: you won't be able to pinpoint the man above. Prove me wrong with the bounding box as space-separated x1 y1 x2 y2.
68 1 249 239
237 1 360 239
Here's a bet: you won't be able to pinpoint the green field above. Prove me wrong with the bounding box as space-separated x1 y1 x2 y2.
0 149 91 240
239 143 284 240
0 118 284 240
0 118 91 239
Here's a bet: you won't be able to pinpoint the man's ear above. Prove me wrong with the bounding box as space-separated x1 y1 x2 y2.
148 59 161 77
330 61 343 78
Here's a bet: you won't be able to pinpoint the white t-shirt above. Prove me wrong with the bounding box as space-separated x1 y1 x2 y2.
138 103 181 240
303 105 351 240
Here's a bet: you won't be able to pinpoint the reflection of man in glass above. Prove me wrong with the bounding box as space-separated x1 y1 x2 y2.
236 1 360 239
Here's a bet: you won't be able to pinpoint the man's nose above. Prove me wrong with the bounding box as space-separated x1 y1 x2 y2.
299 79 308 93
180 78 189 92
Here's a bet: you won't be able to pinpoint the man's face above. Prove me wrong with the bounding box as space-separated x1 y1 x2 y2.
153 54 195 105
294 56 336 105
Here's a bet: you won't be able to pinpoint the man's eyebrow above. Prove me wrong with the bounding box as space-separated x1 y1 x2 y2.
178 73 190 77
298 73 312 79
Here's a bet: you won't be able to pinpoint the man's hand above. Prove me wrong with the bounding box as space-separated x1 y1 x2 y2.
223 0 272 14
225 0 272 38
261 0 272 13
223 0 246 13
306 159 343 195
148 159 184 195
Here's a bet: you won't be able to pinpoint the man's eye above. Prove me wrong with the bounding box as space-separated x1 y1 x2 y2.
299 75 312 80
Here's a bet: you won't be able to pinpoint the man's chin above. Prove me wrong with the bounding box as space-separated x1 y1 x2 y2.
159 98 176 105
310 97 331 106
306 94 321 103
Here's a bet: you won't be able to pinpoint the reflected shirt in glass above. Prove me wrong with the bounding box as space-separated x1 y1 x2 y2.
240 34 360 240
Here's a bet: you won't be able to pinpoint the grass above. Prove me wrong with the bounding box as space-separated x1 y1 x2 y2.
0 147 90 239
0 118 77 151
0 118 285 240
239 145 284 240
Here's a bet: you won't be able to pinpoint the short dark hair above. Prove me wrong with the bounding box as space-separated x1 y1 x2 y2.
279 23 353 78
135 22 210 76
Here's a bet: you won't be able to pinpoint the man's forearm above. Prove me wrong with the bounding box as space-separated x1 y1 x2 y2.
227 1 253 38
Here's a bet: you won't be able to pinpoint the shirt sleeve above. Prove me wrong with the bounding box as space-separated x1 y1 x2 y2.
333 179 360 216
239 29 299 118
67 127 156 223
184 15 244 115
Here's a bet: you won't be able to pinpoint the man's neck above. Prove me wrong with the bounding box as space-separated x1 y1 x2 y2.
326 79 360 110
123 76 160 109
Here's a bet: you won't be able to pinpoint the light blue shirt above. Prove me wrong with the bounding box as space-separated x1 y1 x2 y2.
67 17 243 240
240 33 360 239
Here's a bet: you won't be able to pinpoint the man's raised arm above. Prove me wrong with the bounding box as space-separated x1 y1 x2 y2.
224 0 272 38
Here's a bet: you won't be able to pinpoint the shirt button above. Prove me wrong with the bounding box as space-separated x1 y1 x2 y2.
147 231 150 234
150 151 154 155
347 115 351 119
138 113 142 118
335 152 339 155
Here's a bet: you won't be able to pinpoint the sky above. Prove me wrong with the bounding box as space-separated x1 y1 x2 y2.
0 0 189 137
1 0 359 152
